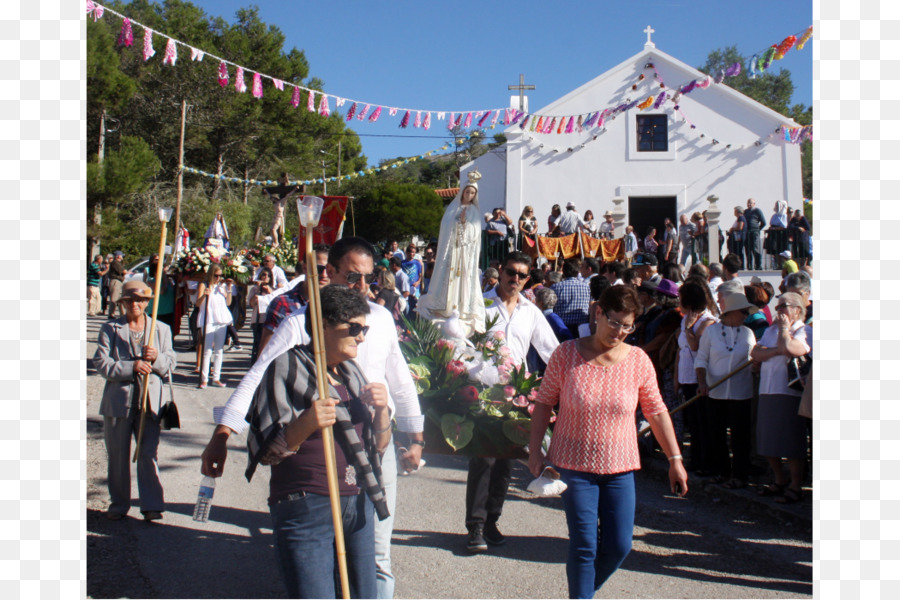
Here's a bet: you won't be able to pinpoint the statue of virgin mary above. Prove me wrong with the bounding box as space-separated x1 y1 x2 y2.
416 170 486 336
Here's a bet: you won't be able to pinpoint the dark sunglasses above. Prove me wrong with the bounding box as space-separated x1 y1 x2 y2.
315 264 328 275
345 271 376 285
503 267 529 280
340 322 370 337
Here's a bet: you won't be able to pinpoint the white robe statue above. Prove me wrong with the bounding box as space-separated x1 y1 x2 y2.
416 170 486 336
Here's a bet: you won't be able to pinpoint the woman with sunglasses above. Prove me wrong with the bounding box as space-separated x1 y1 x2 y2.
196 266 233 389
93 280 176 521
751 291 811 504
244 285 392 598
529 285 687 598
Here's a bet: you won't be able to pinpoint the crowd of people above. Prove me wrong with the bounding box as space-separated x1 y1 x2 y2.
89 194 812 598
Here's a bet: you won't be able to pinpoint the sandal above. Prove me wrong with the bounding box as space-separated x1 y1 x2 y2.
722 478 747 490
775 488 802 504
757 482 787 497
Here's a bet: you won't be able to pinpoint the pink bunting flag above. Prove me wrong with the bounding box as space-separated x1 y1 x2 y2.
565 116 575 133
252 73 263 98
423 112 431 130
116 18 133 47
389 108 398 116
318 95 330 116
477 111 490 128
491 110 500 126
358 104 371 120
308 90 316 112
399 111 410 128
235 67 246 93
503 109 512 125
346 102 357 121
413 111 421 128
272 79 284 91
447 113 456 130
291 87 300 107
463 112 473 128
546 118 556 134
218 61 228 87
190 47 204 62
86 1 104 21
576 115 584 133
369 106 382 122
143 28 156 62
162 38 177 66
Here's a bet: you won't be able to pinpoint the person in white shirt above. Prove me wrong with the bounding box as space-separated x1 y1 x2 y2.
598 211 616 240
389 256 411 301
201 237 424 599
556 202 587 235
466 251 559 553
254 254 289 289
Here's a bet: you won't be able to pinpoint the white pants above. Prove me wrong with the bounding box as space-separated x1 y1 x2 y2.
201 324 227 383
375 436 398 599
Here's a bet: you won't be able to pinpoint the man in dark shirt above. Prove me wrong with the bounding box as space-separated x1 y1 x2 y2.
106 251 126 319
743 198 767 270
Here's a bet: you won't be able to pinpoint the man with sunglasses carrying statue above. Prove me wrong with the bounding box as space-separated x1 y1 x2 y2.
465 251 560 553
201 237 424 599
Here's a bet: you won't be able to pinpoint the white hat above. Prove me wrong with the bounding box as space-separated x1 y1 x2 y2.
566 201 576 209
720 293 759 316
780 250 792 259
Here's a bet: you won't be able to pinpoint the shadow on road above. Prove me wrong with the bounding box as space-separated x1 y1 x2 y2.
391 528 569 563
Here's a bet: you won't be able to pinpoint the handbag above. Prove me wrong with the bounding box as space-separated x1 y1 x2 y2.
159 371 181 430
786 353 811 392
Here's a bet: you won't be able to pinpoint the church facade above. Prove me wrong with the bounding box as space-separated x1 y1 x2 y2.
464 35 804 247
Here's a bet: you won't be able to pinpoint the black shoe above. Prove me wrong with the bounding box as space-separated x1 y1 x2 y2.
484 521 506 546
467 528 488 553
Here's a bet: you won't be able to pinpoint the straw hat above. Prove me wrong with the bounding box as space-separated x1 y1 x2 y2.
719 293 758 316
120 280 153 301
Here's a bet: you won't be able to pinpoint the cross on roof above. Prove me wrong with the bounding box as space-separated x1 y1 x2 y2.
644 25 655 47
508 73 535 112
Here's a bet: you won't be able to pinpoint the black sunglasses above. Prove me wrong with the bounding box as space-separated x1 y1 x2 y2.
315 264 327 274
503 267 529 280
340 322 370 337
345 271 376 285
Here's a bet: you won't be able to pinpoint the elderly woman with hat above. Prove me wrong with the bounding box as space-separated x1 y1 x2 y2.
750 291 811 504
93 280 176 521
694 292 757 489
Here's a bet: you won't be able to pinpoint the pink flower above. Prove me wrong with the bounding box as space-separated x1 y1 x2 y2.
527 403 535 415
460 386 479 404
528 389 539 401
446 360 466 377
493 330 506 341
549 414 557 423
436 338 456 351
503 385 516 399
498 347 511 358
501 357 516 371
512 395 529 407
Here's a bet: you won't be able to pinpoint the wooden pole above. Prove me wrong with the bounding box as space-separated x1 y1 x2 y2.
304 220 351 599
133 218 169 462
171 99 187 265
638 360 753 437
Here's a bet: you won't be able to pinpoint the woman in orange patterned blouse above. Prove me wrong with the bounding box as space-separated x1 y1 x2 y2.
529 285 688 598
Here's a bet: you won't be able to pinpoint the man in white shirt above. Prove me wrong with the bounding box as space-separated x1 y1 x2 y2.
389 256 411 302
254 254 289 289
466 251 559 553
556 201 587 235
201 237 424 600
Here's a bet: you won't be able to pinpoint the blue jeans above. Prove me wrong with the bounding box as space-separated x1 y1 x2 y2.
558 469 635 599
270 492 376 599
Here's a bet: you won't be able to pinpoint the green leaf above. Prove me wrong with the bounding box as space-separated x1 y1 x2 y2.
502 417 531 447
441 413 474 451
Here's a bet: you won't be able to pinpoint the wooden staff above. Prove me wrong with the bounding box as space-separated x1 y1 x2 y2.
133 213 170 462
638 359 753 437
301 199 350 599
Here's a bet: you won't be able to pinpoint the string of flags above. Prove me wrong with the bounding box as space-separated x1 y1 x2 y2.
181 132 488 187
87 1 812 140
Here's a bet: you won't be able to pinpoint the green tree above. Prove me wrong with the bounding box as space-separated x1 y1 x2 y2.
350 182 444 245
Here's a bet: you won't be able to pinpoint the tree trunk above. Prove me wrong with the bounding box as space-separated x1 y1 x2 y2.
212 152 224 199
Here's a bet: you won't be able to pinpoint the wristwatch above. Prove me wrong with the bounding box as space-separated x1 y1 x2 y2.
410 440 426 449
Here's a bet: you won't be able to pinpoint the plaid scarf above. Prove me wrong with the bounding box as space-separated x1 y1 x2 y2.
244 344 389 521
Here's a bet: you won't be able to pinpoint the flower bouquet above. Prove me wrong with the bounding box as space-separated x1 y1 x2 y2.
221 252 253 285
251 240 299 269
400 315 553 459
172 246 218 279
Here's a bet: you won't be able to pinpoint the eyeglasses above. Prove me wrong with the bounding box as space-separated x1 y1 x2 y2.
213 273 223 278
344 271 376 285
775 303 798 311
503 267 529 280
315 264 328 275
122 298 149 305
603 311 635 333
339 322 370 337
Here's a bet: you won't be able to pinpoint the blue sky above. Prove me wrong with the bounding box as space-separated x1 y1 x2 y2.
181 0 812 170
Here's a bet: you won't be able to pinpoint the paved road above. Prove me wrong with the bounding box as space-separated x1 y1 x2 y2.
86 314 812 599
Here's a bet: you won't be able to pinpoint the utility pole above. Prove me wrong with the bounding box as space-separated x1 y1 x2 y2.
91 109 106 259
172 99 186 258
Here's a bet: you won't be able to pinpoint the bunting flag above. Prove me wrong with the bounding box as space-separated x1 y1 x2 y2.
413 111 421 128
346 102 358 121
291 86 300 107
422 111 431 129
88 4 812 140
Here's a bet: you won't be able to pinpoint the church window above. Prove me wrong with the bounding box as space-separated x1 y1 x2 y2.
636 114 668 152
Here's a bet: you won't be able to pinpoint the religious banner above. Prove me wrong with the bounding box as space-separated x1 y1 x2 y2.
295 196 348 260
579 233 601 258
519 233 539 260
557 233 579 259
537 236 560 260
598 239 625 263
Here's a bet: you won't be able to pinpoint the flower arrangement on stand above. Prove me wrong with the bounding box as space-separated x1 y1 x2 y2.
249 240 299 269
221 253 253 285
399 315 555 459
172 246 218 279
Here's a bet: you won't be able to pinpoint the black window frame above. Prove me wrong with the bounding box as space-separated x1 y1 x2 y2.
636 114 668 152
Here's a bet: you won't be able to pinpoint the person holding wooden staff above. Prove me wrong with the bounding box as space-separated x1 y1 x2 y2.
93 281 176 521
244 285 392 598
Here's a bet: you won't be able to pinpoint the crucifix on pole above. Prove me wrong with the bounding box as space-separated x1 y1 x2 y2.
508 73 535 112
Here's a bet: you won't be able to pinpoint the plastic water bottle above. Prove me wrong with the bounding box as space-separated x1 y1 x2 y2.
192 476 216 523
